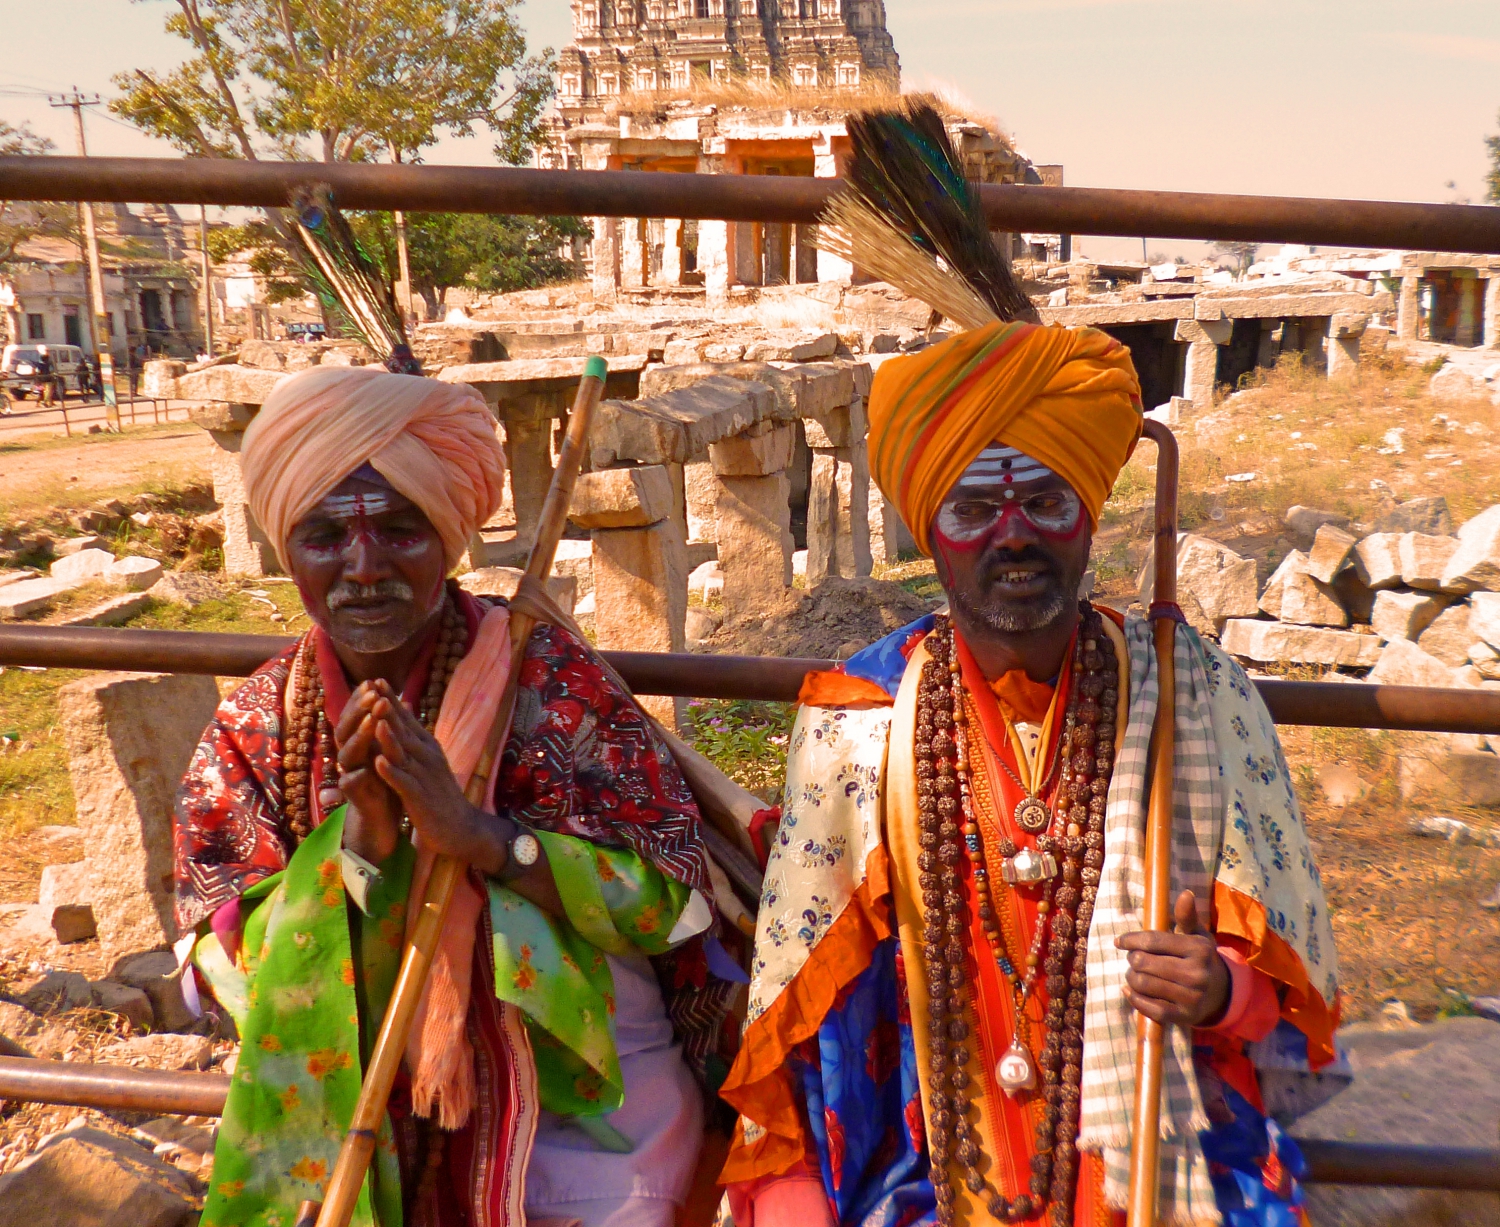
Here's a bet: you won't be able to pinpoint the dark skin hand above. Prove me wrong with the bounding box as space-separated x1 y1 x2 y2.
289 476 562 917
334 681 564 917
932 449 1232 1029
1116 890 1231 1027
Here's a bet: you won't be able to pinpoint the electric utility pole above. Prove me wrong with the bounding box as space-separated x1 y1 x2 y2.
200 205 215 357
49 89 118 427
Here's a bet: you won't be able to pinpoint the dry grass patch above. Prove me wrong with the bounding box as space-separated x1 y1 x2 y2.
1109 352 1500 537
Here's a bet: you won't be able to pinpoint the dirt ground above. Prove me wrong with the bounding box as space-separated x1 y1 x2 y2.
0 425 213 520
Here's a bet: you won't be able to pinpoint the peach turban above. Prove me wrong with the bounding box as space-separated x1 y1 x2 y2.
867 320 1143 556
240 365 506 570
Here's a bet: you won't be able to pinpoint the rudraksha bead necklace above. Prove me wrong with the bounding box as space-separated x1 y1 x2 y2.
916 605 1118 1226
283 582 468 841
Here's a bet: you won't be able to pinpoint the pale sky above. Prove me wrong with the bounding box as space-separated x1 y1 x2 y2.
1 0 1496 261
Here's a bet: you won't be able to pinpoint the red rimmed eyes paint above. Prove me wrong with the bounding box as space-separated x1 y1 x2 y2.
294 491 431 555
934 446 1083 547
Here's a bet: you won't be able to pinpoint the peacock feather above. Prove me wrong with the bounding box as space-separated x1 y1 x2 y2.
282 185 422 374
816 97 1039 329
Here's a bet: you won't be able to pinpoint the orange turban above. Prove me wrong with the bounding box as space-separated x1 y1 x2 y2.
867 321 1143 556
241 365 506 570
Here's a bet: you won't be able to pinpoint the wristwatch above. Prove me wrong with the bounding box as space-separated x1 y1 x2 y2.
499 827 541 882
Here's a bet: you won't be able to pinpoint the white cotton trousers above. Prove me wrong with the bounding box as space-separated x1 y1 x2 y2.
523 951 704 1227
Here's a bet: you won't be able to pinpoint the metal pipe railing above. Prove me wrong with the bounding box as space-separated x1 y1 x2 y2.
4 623 1500 734
0 1057 1494 1191
3 156 1500 253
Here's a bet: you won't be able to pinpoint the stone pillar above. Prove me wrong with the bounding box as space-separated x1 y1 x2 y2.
806 446 873 585
591 216 620 302
661 218 684 286
1485 274 1500 349
684 458 718 542
807 450 839 586
1397 272 1421 340
1256 320 1279 369
734 222 760 285
841 441 873 578
1455 272 1479 347
620 219 648 289
813 135 852 283
700 222 731 299
1327 313 1367 380
1175 319 1230 408
504 417 555 544
58 671 221 955
570 466 686 726
205 422 279 577
868 486 913 567
710 422 796 619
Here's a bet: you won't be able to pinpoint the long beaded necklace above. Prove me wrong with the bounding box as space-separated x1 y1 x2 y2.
916 604 1118 1227
283 583 469 842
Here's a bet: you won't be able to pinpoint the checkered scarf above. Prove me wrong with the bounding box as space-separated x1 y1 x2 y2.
1078 616 1223 1225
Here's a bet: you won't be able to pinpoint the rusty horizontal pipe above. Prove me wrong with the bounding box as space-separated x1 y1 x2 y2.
0 1056 1495 1193
4 624 1500 733
3 156 1500 253
0 1055 230 1117
1297 1138 1500 1192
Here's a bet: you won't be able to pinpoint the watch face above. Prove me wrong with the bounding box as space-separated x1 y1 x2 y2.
512 832 541 868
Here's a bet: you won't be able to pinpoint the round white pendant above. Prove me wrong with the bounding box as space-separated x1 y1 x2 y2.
996 1038 1038 1098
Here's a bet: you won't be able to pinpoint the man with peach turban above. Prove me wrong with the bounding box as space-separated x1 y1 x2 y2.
173 366 741 1227
721 321 1341 1227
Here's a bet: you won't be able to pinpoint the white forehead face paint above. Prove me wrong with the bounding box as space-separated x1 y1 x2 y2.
955 444 1058 499
936 443 1083 542
321 491 397 519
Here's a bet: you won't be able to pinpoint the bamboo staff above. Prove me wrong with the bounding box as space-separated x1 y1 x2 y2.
1126 419 1180 1227
297 356 610 1227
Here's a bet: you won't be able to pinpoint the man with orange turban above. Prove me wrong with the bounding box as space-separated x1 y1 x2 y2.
174 366 741 1227
721 322 1341 1227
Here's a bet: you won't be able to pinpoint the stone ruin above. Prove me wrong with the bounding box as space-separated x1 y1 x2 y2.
1141 494 1500 803
152 323 912 724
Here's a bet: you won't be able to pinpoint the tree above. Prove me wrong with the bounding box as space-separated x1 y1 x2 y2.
0 122 74 265
111 0 554 165
1208 241 1259 277
352 212 589 319
1486 109 1500 205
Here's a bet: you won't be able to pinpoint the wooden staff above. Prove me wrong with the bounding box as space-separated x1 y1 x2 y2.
298 357 609 1227
1126 419 1180 1227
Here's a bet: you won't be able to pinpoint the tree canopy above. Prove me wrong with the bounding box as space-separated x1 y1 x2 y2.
1486 108 1500 205
208 211 588 319
0 122 74 265
110 0 554 164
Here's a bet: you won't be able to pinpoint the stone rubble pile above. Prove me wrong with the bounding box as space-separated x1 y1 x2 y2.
1142 494 1500 800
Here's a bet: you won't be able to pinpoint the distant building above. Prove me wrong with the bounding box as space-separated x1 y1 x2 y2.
556 0 899 124
541 1 1061 297
0 203 205 360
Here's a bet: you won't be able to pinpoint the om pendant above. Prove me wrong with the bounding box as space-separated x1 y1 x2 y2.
1013 795 1050 833
1001 847 1059 885
996 1037 1038 1097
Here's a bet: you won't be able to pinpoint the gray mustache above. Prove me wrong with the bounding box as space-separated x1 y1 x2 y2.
327 579 415 611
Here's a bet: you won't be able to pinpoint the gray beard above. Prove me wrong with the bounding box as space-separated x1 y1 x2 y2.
951 577 1072 636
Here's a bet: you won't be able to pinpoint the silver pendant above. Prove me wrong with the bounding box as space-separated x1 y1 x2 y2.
996 1037 1038 1097
1014 795 1050 833
1001 847 1059 885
